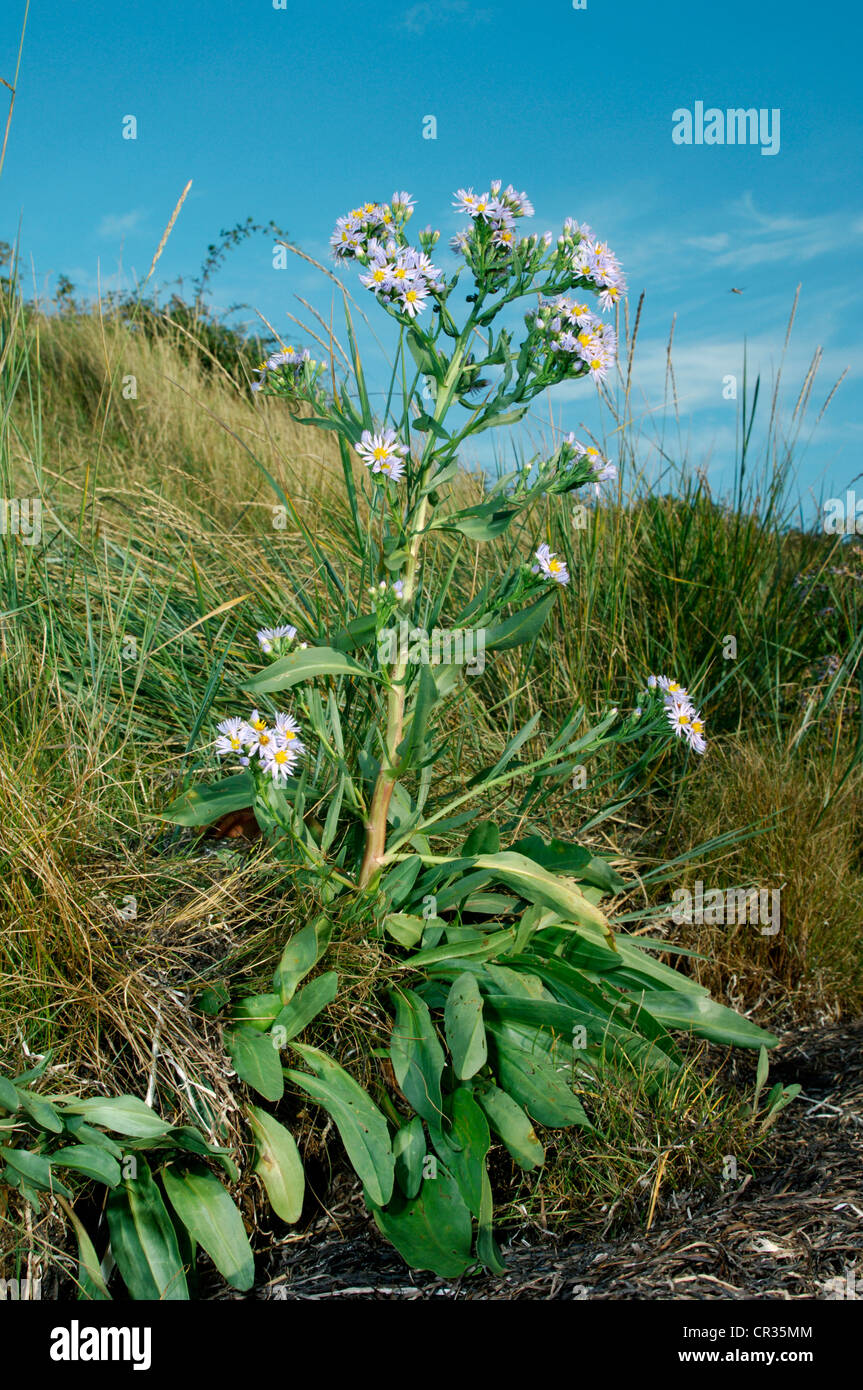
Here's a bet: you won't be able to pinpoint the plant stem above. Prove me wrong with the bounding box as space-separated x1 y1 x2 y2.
358 336 470 889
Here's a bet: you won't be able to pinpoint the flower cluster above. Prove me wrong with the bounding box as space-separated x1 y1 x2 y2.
565 435 618 489
257 624 297 656
451 181 535 255
647 675 707 755
329 193 442 319
560 219 628 311
251 346 317 395
215 709 305 784
531 297 618 382
355 428 409 483
358 242 443 319
533 543 570 586
330 201 398 260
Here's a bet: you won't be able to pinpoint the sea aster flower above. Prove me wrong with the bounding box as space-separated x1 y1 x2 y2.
243 711 278 757
665 696 697 739
260 742 300 786
400 284 428 318
214 717 247 758
533 543 570 586
355 428 409 480
685 712 707 755
273 711 305 751
257 624 297 655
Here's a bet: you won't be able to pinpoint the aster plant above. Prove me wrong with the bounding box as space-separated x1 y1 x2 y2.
159 185 776 1283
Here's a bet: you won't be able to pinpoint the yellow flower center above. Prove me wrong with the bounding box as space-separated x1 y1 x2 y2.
258 732 271 745
229 737 240 749
274 749 289 764
549 559 562 573
252 717 267 730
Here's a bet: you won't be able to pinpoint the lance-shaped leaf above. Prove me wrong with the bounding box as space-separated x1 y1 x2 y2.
162 1163 254 1291
474 1082 545 1171
627 989 779 1050
272 971 339 1043
56 1196 111 1301
389 989 446 1133
273 915 332 1005
431 500 519 542
393 1115 426 1199
230 992 282 1031
247 1106 305 1224
59 1096 175 1139
244 646 378 695
225 1025 284 1102
444 974 487 1080
466 851 616 948
486 1022 594 1130
158 772 255 827
286 1044 394 1207
105 1161 189 1300
371 1163 474 1279
483 593 556 652
53 1144 122 1187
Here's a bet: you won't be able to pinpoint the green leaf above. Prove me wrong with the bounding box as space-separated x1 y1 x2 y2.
162 1163 255 1292
439 502 518 541
247 1106 305 1224
383 913 426 948
393 1116 426 1199
444 975 487 1080
486 1023 594 1130
371 1163 474 1278
389 989 445 1133
225 1025 284 1102
330 611 378 653
272 971 339 1043
59 1096 175 1139
56 1197 112 1300
274 915 332 1005
462 820 501 857
53 1144 122 1187
484 593 556 651
244 646 378 695
0 1145 70 1196
631 991 779 1050
61 1119 124 1158
230 993 282 1032
105 1161 189 1300
510 835 591 875
439 1087 489 1218
158 772 254 827
286 1044 394 1207
0 1078 19 1112
16 1089 64 1134
470 851 616 946
474 1083 545 1171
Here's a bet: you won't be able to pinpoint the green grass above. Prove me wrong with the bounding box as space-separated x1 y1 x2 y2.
1 277 861 1278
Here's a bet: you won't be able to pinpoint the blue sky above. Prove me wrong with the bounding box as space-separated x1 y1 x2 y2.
3 0 860 517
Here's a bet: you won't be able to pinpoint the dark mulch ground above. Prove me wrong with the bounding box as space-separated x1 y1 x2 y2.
225 1020 863 1301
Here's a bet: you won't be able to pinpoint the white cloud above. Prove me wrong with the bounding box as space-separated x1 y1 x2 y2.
400 0 492 34
97 210 145 239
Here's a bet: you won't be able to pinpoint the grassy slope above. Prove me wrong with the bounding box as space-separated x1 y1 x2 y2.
1 293 861 1267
